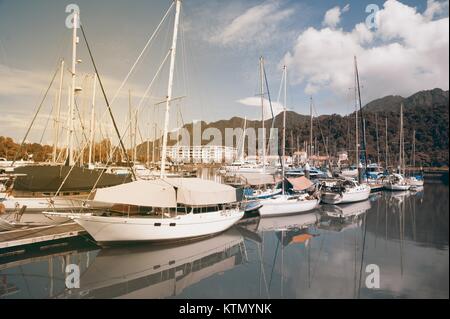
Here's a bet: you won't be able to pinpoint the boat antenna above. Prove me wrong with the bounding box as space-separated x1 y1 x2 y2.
79 23 137 181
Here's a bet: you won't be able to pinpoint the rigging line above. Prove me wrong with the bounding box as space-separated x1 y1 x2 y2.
262 63 283 168
179 9 188 98
84 49 171 196
107 2 174 108
267 69 284 154
311 99 332 171
66 51 172 213
74 97 89 145
11 62 60 166
79 23 136 181
39 103 55 145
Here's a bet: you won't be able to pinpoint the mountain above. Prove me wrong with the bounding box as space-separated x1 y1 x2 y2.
363 88 449 112
145 88 448 167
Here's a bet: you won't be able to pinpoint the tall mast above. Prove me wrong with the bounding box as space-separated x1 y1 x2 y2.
282 66 287 195
240 117 247 161
133 110 138 163
399 103 404 175
146 112 150 167
309 96 313 159
259 56 266 168
153 124 157 164
129 89 133 162
88 73 97 166
354 56 368 182
385 117 389 169
355 80 359 171
412 129 416 169
65 85 71 162
53 59 64 163
375 113 380 165
160 0 181 177
68 9 79 166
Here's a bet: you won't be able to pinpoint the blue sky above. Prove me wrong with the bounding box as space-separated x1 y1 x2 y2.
0 0 448 143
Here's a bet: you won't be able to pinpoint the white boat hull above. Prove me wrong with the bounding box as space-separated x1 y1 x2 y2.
258 195 320 217
74 209 244 243
321 186 371 205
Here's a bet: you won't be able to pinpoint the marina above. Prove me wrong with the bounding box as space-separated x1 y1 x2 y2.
0 0 448 302
0 182 447 299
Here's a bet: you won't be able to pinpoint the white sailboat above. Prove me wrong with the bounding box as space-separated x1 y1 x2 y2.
69 1 244 243
383 173 411 191
320 179 371 205
258 66 320 217
383 103 412 191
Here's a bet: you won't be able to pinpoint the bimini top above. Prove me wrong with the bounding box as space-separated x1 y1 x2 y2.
93 179 177 208
238 173 280 186
164 178 238 206
93 178 238 207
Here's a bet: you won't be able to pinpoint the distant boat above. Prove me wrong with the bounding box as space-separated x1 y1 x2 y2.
256 66 320 217
340 165 358 178
383 173 411 191
320 179 371 205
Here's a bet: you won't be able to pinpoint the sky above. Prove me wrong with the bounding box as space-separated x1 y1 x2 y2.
0 0 448 143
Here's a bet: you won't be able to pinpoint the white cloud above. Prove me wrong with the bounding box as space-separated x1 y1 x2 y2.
237 96 284 120
322 4 350 28
209 0 294 46
284 0 449 104
424 0 449 20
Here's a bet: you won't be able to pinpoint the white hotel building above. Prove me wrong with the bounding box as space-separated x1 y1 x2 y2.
166 145 237 164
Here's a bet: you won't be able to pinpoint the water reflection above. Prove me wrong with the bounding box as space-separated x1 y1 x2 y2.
0 183 448 299
63 228 245 299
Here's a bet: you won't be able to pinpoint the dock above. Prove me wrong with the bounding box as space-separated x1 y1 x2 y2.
0 223 87 250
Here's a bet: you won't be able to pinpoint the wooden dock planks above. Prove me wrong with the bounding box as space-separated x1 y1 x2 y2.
0 223 86 249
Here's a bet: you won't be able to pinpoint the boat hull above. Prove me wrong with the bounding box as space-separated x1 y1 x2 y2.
258 195 320 217
321 187 370 205
74 209 244 243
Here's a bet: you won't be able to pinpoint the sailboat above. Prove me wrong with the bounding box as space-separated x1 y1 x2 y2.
320 178 371 205
258 66 320 217
69 0 244 243
383 103 411 191
1 9 130 222
320 57 370 204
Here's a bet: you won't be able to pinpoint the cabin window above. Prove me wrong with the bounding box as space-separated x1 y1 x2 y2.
154 223 161 227
169 223 176 227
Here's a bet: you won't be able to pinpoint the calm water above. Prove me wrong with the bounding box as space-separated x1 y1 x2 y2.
0 183 448 299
